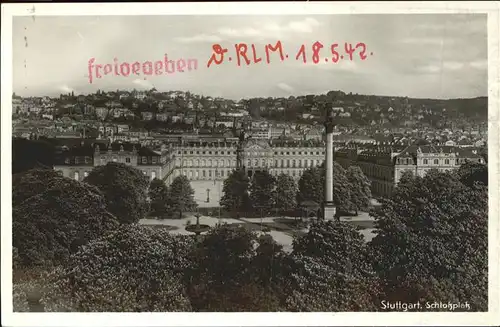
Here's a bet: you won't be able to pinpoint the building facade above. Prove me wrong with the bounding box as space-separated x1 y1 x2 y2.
53 142 177 184
172 138 325 181
335 144 485 198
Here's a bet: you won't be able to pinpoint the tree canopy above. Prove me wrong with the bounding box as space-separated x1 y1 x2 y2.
168 175 197 219
274 173 298 212
370 169 488 310
84 162 150 224
249 170 276 212
13 170 119 267
31 226 194 312
220 169 251 213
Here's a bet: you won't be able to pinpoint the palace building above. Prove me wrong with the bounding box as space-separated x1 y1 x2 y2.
53 136 326 185
334 144 485 198
171 137 326 181
53 141 177 184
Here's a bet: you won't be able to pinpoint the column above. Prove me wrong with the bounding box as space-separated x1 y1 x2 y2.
325 132 334 205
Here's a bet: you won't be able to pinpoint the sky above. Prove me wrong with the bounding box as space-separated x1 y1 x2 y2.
12 14 487 100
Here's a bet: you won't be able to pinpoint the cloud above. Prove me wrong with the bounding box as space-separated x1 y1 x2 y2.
417 65 441 74
287 17 320 33
277 82 294 93
59 85 74 93
218 27 262 37
469 60 487 70
133 78 153 89
443 61 465 71
174 34 223 44
214 17 321 39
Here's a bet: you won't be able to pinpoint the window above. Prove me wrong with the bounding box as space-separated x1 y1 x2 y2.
208 159 212 166
286 152 290 155
151 171 156 179
209 170 212 177
209 151 212 154
183 151 187 154
202 151 206 154
254 159 258 166
423 159 428 165
188 159 192 166
292 152 296 155
152 157 158 164
201 159 205 167
292 159 296 167
221 151 224 155
215 151 218 155
434 159 439 165
190 151 193 154
445 159 450 165
74 172 79 180
126 157 131 163
142 157 147 164
221 170 225 177
202 170 206 177
196 151 200 154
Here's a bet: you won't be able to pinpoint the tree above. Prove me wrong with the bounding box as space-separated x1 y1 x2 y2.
185 224 284 311
13 172 119 267
249 170 276 214
148 178 172 218
168 175 197 219
84 162 150 224
455 161 488 187
297 167 323 205
274 173 297 213
30 226 194 312
12 169 63 207
370 169 488 310
346 166 372 214
12 138 55 174
220 169 251 214
283 220 381 311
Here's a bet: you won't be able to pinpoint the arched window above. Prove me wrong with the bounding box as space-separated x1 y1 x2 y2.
214 160 218 167
219 159 224 166
194 159 199 166
188 159 192 166
182 160 186 166
208 159 212 166
292 159 296 168
445 159 450 165
298 160 302 168
201 159 206 167
434 159 439 165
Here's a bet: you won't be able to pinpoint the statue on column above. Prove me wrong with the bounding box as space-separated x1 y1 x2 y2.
236 120 250 171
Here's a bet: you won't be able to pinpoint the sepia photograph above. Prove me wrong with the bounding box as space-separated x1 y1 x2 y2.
1 2 499 326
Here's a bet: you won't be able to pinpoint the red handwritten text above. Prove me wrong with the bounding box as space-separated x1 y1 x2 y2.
207 41 372 68
88 54 198 84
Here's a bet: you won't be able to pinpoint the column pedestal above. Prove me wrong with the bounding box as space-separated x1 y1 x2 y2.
323 201 336 220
